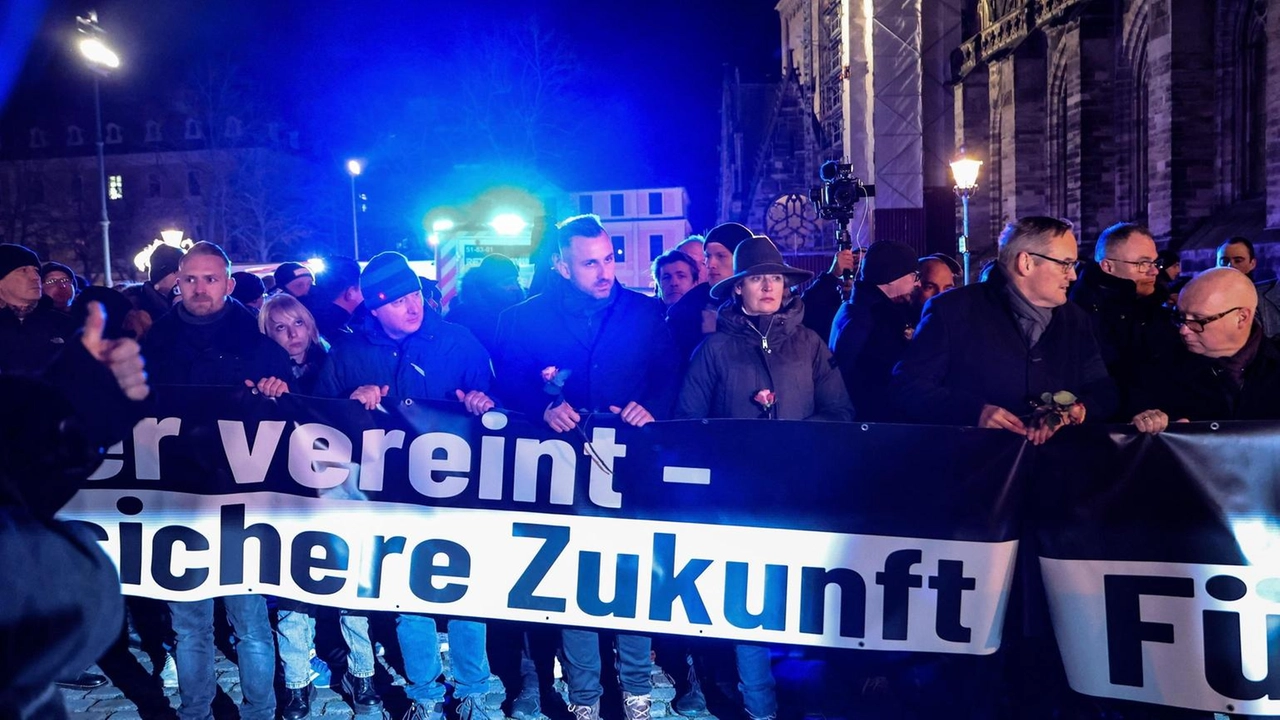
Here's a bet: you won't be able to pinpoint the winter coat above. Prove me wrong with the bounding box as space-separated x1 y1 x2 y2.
1068 262 1181 414
447 297 512 356
313 310 492 401
677 298 853 421
142 299 292 387
1255 278 1280 338
829 281 915 422
493 281 680 419
301 294 367 346
0 297 76 376
891 266 1118 425
665 282 716 363
1127 325 1280 421
801 272 844 346
121 281 174 324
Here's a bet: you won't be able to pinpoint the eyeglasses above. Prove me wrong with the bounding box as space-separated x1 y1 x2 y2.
1171 306 1243 333
1106 258 1158 273
42 278 73 287
1027 252 1081 274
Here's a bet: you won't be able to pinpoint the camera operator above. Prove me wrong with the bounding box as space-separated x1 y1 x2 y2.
0 302 149 719
801 246 862 345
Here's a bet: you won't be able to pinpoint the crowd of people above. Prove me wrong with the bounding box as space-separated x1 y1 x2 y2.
0 211 1273 720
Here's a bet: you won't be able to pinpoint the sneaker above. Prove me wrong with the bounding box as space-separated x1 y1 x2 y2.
159 653 179 688
510 690 541 720
281 684 314 720
309 652 332 689
457 695 504 720
621 693 651 720
403 701 446 720
567 700 600 720
341 673 383 715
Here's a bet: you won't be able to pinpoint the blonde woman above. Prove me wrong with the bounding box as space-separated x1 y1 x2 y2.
258 293 328 394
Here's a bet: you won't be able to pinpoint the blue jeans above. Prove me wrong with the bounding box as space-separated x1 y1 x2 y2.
734 644 776 719
397 614 490 702
560 630 651 705
169 596 275 720
276 603 376 689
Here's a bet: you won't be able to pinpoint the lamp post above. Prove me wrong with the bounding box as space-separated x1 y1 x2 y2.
346 159 362 260
950 148 982 286
76 12 120 286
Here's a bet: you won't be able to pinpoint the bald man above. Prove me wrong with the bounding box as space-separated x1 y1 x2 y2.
1128 267 1280 428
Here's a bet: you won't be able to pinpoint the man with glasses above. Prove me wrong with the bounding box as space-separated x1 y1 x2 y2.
1069 223 1180 414
40 262 78 312
1128 267 1280 427
892 216 1117 444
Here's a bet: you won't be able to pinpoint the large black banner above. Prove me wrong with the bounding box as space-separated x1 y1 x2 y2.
55 388 1280 714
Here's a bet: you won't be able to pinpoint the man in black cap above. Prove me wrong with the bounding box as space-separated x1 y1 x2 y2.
273 261 314 297
829 240 921 420
40 261 78 313
665 222 754 361
0 244 76 375
122 242 184 334
303 255 366 342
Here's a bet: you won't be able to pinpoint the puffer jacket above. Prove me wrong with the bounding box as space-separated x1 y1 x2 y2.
677 297 853 421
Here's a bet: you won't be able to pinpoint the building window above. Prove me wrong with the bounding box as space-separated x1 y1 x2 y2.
187 171 201 196
105 123 123 144
185 118 203 140
648 192 663 215
149 174 162 198
611 235 626 262
67 126 84 147
224 116 243 139
145 120 163 143
28 128 47 149
610 193 624 217
108 175 123 200
649 234 664 261
578 195 593 214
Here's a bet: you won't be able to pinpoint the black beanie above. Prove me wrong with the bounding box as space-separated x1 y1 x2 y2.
861 241 920 285
703 222 754 255
150 243 185 284
230 272 267 305
361 252 422 310
40 261 75 281
273 262 313 291
0 244 40 281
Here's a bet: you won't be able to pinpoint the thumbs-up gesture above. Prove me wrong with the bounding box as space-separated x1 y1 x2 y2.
81 301 150 401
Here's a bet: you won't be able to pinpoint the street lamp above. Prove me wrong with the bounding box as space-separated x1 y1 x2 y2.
76 11 119 286
346 159 362 260
950 148 982 286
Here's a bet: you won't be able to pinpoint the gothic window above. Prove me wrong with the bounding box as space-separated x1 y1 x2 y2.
1239 0 1267 198
1048 60 1069 219
185 118 203 140
145 120 163 142
67 126 84 147
29 128 47 149
105 123 123 144
224 116 243 139
1133 48 1150 222
108 175 123 200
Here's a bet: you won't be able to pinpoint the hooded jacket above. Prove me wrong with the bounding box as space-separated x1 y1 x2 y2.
677 298 853 421
313 310 492 401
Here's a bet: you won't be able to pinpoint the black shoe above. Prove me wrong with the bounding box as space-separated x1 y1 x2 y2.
342 673 383 714
55 672 107 690
282 684 314 720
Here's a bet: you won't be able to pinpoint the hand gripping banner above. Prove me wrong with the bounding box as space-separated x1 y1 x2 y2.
58 385 1025 654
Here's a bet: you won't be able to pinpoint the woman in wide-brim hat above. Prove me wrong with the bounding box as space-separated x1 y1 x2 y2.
675 234 853 720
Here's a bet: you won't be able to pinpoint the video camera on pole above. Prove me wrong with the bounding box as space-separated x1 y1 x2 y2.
809 161 875 282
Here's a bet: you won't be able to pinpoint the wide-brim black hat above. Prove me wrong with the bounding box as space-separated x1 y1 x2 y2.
710 235 814 301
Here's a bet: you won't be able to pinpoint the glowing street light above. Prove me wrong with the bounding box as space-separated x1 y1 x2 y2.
160 228 185 246
306 257 326 275
346 159 363 259
432 218 455 232
490 213 528 237
950 148 983 286
76 11 120 286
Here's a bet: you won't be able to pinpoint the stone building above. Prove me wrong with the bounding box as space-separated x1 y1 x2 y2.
721 0 1280 275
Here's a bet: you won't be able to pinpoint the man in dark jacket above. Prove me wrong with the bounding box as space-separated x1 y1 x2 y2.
122 242 183 335
304 255 367 343
313 251 497 720
1 303 149 718
492 214 680 720
829 240 920 421
1128 268 1280 426
1069 223 1180 415
0 244 76 376
665 222 753 361
140 241 289 720
801 246 859 344
892 216 1117 443
445 253 525 355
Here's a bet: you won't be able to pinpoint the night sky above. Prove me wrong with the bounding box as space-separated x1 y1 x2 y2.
2 0 782 237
